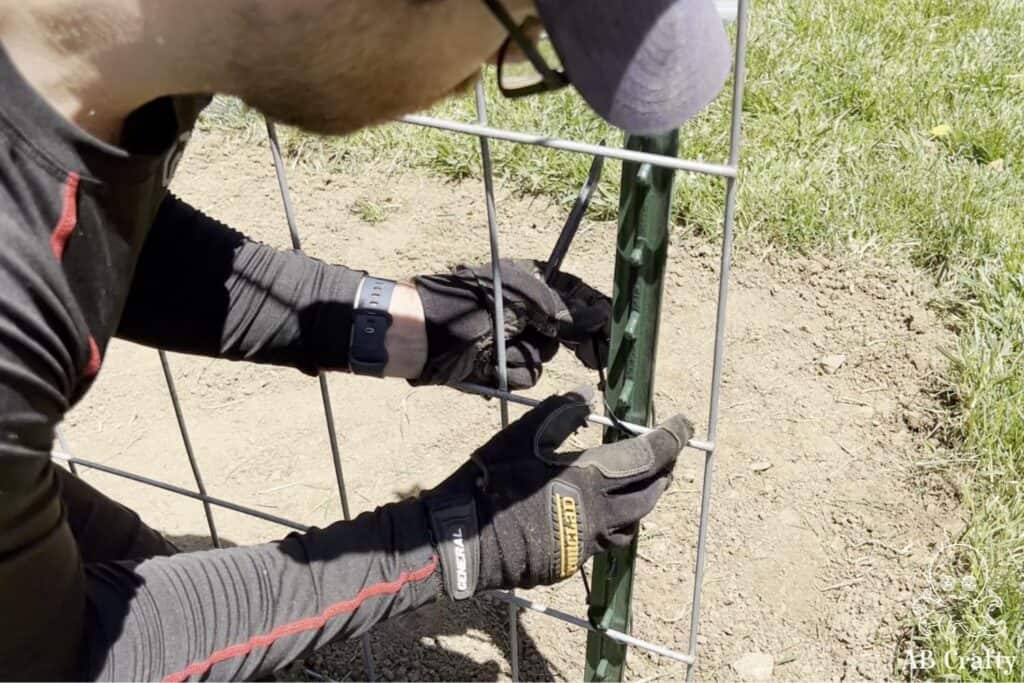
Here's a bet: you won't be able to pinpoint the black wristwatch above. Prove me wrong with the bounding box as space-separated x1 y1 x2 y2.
349 276 396 376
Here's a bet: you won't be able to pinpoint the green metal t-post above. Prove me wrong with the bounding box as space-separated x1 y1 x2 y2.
584 131 679 682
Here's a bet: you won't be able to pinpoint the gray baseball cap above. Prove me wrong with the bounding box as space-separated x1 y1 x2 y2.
535 0 731 134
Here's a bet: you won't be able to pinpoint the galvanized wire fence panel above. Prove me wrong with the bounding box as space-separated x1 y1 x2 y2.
51 2 749 679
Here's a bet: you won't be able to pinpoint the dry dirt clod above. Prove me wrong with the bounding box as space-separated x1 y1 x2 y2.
678 468 697 483
908 352 932 373
732 652 775 681
904 307 931 334
819 354 848 374
902 410 930 432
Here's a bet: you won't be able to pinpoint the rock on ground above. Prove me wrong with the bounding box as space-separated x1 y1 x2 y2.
732 652 774 681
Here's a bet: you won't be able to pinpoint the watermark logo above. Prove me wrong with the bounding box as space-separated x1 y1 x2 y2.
902 643 1016 676
911 541 1004 640
902 541 1018 676
904 643 936 673
927 543 988 599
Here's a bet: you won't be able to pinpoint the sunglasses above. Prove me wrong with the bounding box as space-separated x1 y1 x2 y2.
481 0 571 98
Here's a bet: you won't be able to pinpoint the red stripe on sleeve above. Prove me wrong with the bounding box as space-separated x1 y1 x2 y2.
49 172 80 261
83 336 102 379
161 555 438 682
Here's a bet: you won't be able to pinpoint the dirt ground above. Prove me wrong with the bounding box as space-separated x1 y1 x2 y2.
63 129 962 681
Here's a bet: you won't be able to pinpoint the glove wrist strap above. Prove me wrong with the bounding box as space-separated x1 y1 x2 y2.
423 494 480 600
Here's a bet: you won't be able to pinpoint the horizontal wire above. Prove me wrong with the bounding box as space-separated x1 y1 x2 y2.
49 451 309 532
488 591 695 665
456 382 714 452
399 115 736 178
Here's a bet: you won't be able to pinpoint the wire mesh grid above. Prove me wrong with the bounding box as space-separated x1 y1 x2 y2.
51 2 749 679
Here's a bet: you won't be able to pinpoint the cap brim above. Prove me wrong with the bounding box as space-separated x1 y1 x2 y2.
536 0 731 135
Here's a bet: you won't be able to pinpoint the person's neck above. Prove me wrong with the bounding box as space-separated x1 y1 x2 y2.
0 0 229 145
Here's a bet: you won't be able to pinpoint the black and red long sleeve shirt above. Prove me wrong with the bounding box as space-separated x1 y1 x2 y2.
0 46 440 680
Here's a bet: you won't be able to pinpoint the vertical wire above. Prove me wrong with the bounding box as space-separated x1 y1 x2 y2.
686 0 750 679
473 79 519 681
264 118 375 681
55 426 78 476
160 350 221 548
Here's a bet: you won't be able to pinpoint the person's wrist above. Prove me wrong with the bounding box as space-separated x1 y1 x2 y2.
382 281 427 378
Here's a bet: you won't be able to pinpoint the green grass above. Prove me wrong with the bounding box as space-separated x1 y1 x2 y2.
349 197 396 225
201 0 1024 677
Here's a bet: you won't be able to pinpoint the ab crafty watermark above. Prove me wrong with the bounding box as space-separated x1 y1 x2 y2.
902 541 1020 677
903 643 1017 675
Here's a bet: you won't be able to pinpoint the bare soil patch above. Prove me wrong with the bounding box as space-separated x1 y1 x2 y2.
64 129 960 680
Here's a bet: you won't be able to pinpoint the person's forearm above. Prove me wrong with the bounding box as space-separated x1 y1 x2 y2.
120 194 432 379
383 281 427 378
87 500 440 681
120 195 367 375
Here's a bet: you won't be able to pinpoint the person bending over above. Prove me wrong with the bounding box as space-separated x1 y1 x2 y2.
0 0 729 679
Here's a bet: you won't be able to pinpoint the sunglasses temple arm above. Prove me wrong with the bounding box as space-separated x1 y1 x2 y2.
484 0 568 90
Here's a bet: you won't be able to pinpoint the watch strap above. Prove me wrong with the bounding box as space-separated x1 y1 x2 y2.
349 276 396 376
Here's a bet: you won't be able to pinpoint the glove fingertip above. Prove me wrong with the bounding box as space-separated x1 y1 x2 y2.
564 384 596 408
643 413 694 471
530 388 594 454
660 414 696 446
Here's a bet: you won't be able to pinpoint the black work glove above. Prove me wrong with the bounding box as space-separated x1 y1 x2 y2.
421 390 693 599
412 259 610 388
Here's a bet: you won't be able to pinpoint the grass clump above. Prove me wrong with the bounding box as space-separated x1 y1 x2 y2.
349 197 397 225
201 0 1024 677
